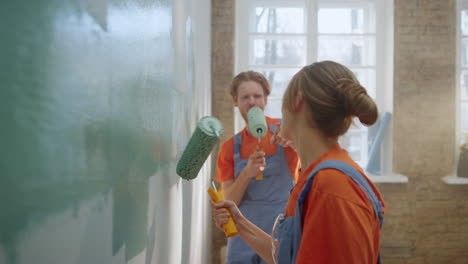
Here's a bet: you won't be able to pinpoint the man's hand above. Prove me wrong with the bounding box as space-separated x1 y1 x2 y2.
244 151 266 179
270 123 295 148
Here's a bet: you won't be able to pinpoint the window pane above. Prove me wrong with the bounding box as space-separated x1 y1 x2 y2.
352 68 376 98
254 7 305 33
252 38 306 65
462 103 468 133
264 99 282 118
318 36 376 66
257 69 299 98
462 71 468 100
463 39 468 67
318 7 375 34
340 126 368 166
462 10 468 35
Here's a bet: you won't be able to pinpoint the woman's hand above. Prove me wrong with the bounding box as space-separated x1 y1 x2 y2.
270 123 295 148
211 200 242 230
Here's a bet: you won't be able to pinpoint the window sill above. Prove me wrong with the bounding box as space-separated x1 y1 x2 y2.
442 175 468 184
366 172 409 183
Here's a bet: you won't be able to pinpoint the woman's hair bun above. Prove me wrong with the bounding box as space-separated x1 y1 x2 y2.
335 78 378 126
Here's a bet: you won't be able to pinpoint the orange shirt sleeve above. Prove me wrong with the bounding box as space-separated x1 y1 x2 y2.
216 138 235 182
295 170 381 264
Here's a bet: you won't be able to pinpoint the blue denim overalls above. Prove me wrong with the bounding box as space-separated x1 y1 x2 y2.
226 124 295 264
274 160 384 264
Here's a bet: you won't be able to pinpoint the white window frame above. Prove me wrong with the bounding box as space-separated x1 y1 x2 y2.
444 0 468 184
235 0 406 182
236 0 307 130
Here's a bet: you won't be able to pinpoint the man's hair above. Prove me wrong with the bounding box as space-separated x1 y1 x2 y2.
230 71 271 97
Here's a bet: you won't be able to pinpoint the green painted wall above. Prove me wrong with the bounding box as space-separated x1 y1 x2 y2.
0 0 208 263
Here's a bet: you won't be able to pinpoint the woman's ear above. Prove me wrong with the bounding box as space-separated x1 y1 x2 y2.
294 91 304 112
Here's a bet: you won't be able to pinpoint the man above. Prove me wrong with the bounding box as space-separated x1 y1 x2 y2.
217 71 300 264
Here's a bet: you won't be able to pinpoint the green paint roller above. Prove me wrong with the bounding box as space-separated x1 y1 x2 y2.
176 116 238 237
176 116 224 180
247 107 267 180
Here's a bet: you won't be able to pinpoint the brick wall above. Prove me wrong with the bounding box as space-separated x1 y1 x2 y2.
210 1 468 263
211 0 235 263
211 0 235 142
382 0 468 263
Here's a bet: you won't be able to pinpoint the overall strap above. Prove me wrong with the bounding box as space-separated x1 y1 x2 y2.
269 124 276 133
279 160 383 264
297 160 384 227
233 133 242 162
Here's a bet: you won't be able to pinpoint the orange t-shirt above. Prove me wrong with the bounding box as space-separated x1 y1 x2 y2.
285 144 385 264
217 117 300 183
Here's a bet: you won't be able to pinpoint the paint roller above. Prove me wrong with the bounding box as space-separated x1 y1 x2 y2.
176 116 238 237
247 107 267 180
176 116 224 180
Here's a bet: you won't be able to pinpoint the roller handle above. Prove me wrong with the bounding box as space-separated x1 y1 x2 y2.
256 139 263 181
256 172 263 180
208 187 238 237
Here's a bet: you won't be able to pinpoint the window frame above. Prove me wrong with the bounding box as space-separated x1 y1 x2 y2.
458 0 468 146
235 0 403 181
445 0 468 183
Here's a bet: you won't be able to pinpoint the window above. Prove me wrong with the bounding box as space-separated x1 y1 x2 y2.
453 0 468 183
460 1 468 147
235 0 395 178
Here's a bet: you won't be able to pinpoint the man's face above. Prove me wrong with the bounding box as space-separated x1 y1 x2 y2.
233 80 268 123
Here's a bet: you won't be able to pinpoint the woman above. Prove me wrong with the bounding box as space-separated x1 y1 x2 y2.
212 61 385 264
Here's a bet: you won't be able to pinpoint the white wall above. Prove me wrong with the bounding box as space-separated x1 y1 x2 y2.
0 0 212 263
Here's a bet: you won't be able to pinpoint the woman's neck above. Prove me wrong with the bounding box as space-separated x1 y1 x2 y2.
295 126 338 171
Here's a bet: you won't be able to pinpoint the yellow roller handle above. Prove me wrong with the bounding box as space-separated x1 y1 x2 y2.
256 172 263 180
208 187 238 237
256 141 264 181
